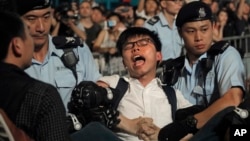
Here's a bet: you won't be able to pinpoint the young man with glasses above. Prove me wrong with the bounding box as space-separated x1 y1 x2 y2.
96 27 193 141
69 21 247 141
144 0 185 61
136 1 247 141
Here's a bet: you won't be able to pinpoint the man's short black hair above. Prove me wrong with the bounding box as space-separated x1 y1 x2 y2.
92 6 107 16
116 27 161 54
106 12 123 21
0 11 25 60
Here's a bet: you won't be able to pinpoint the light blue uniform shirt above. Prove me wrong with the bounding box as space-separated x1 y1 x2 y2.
144 12 184 61
25 35 102 110
174 46 246 105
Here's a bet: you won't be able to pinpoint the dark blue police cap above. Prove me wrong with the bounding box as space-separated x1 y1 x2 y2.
176 1 212 28
15 0 51 15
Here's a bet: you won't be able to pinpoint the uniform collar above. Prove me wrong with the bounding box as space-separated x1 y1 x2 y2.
159 12 169 26
159 12 178 30
184 53 208 73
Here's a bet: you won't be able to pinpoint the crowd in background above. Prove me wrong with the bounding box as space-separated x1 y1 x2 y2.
50 0 250 75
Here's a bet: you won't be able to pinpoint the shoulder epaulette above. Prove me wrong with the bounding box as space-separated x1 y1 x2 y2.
147 16 160 25
208 41 230 55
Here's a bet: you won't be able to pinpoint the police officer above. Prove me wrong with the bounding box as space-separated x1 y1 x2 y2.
144 0 184 61
137 1 246 141
14 0 101 111
174 1 245 119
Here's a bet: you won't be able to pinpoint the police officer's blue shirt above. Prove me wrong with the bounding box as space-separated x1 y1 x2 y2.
25 35 102 110
173 46 246 105
144 12 184 60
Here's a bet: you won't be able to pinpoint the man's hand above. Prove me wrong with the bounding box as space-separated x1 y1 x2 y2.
136 115 199 141
116 114 153 135
137 122 160 141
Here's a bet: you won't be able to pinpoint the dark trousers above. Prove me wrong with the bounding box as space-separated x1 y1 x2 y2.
70 122 122 141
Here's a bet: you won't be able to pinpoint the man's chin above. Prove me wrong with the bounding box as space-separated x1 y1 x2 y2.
34 39 48 49
34 42 46 51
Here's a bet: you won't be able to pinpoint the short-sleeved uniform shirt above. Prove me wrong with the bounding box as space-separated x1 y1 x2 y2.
144 12 184 60
98 75 192 141
25 35 101 110
174 46 246 105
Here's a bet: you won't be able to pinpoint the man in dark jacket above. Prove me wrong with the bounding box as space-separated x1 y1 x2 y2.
0 10 71 141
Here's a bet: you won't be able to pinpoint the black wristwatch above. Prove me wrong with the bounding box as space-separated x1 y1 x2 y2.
186 115 198 133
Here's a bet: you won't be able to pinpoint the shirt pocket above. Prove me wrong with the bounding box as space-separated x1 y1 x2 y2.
55 69 76 88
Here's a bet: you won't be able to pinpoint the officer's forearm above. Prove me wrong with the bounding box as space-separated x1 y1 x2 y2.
195 88 243 129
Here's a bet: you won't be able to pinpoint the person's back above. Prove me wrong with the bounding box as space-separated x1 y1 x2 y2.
0 63 70 141
0 10 71 141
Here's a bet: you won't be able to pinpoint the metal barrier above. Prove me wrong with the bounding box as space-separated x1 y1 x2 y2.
223 34 250 57
93 52 127 76
223 34 250 94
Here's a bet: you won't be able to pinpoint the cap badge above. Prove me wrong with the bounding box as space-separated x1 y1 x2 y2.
33 0 50 9
198 8 206 18
66 37 76 44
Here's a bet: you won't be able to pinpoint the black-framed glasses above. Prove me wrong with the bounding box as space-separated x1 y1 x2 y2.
123 38 153 50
